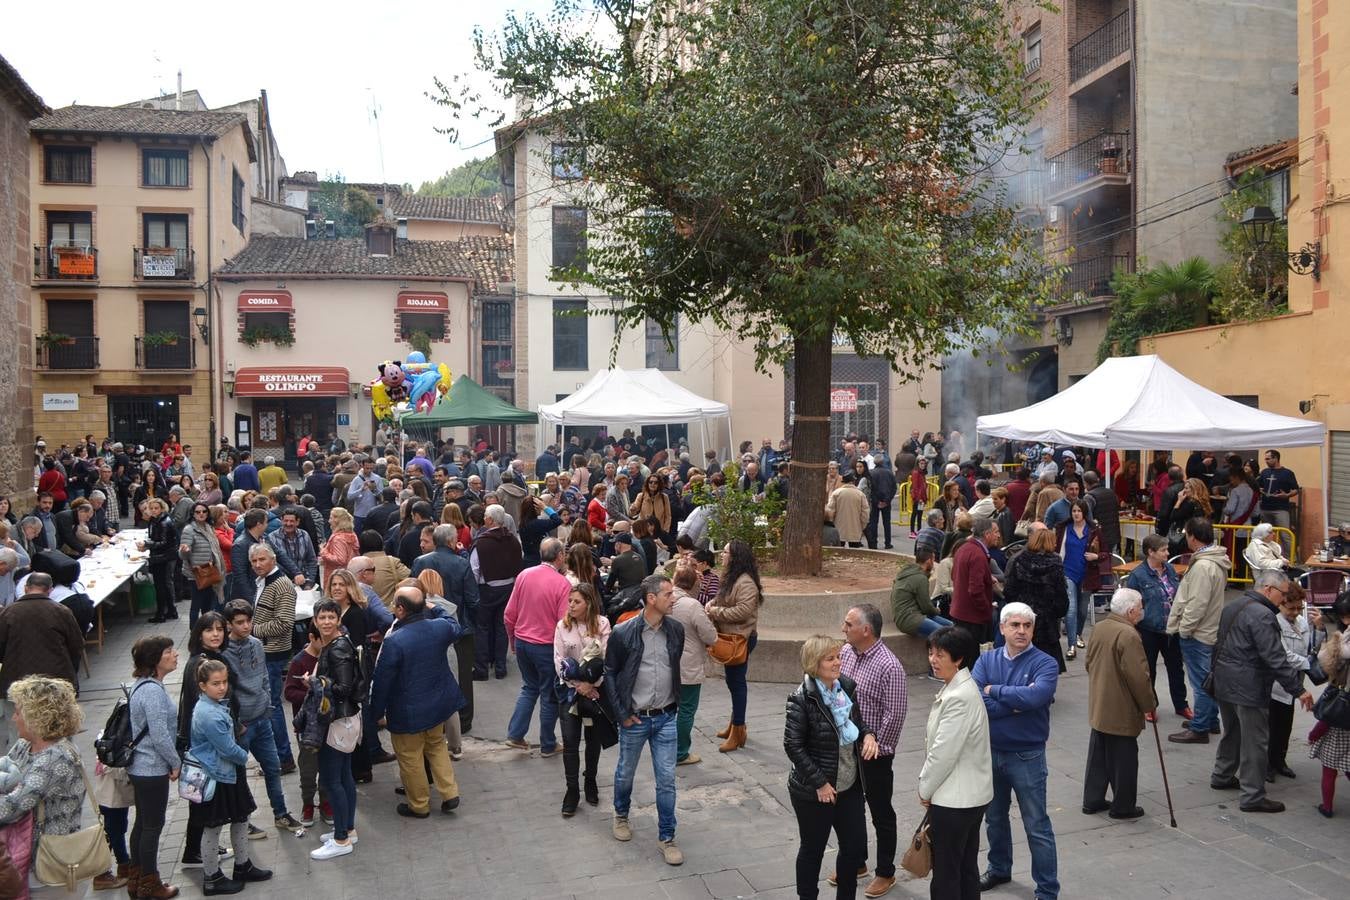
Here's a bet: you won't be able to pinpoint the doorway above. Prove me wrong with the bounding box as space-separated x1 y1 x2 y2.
109 395 179 451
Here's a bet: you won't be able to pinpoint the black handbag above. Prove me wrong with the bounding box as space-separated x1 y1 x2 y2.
1313 684 1350 730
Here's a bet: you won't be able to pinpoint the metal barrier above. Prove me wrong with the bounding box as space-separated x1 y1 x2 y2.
1118 517 1296 585
897 477 942 515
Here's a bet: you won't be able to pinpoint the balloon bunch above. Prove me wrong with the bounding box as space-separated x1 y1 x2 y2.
369 352 452 423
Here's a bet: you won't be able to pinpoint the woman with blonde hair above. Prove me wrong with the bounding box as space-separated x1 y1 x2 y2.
197 471 223 507
783 635 877 900
320 508 360 587
210 505 234 578
440 503 471 551
0 676 88 890
1166 477 1213 540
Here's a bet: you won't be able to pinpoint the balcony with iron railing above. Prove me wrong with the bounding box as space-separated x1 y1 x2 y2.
33 244 98 281
1006 170 1045 216
1052 253 1135 304
133 247 195 281
1045 131 1131 203
35 336 99 370
135 334 195 370
1069 11 1131 85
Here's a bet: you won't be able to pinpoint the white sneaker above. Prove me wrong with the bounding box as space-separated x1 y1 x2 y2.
319 830 358 844
310 839 354 860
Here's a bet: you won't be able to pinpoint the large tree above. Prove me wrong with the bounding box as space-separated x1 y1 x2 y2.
453 0 1049 574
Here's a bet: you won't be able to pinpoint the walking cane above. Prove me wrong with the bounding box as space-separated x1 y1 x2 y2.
1151 716 1178 827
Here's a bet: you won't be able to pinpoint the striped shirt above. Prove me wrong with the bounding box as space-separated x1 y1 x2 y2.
840 640 908 756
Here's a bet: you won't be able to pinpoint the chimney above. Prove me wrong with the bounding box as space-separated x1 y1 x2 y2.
176 70 183 111
365 221 396 256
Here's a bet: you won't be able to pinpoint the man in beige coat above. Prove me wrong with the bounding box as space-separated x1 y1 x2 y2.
1166 517 1231 745
826 474 870 548
1083 588 1156 819
668 562 718 766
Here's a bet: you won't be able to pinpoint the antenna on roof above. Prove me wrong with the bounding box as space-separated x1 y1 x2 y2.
368 90 387 197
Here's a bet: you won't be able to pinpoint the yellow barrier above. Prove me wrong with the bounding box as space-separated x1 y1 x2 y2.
897 476 942 515
1118 518 1296 586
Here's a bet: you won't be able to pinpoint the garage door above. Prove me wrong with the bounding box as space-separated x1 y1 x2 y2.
1330 431 1350 528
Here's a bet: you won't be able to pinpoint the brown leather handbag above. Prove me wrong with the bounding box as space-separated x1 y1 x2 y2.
900 812 933 878
708 632 748 666
192 562 223 590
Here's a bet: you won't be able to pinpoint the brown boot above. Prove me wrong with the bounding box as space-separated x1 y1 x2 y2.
123 865 141 898
93 862 130 891
715 720 733 739
718 724 747 753
137 872 179 899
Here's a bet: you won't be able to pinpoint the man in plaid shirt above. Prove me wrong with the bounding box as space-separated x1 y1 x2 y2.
839 603 908 898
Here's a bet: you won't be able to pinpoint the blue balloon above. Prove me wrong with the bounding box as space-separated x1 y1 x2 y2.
405 351 427 365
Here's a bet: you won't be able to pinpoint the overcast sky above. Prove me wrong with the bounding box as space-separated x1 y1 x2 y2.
3 0 557 188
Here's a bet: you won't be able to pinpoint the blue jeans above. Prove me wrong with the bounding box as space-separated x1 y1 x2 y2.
915 615 953 638
317 744 356 841
240 717 287 817
507 639 558 751
188 584 217 627
613 710 677 841
986 748 1059 899
724 633 757 725
1179 637 1218 734
1064 578 1088 646
265 658 295 765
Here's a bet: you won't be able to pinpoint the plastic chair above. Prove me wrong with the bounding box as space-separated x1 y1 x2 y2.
1300 569 1345 607
1167 553 1192 568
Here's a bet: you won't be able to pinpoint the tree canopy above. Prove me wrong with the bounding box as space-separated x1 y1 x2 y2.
452 0 1051 572
416 155 502 197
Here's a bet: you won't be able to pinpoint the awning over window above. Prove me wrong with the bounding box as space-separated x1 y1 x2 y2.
233 366 349 397
237 290 293 311
396 291 448 312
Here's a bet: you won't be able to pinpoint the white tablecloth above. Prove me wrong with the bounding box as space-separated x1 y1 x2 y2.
79 529 149 607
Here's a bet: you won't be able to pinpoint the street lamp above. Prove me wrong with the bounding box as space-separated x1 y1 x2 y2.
1239 206 1321 280
193 306 209 343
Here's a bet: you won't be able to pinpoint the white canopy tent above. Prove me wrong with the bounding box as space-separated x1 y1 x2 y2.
537 367 733 459
976 354 1328 535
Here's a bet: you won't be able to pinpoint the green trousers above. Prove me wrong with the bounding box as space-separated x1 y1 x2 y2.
677 684 702 760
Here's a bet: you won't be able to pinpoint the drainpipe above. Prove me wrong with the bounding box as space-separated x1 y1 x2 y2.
1128 0 1138 270
200 140 217 450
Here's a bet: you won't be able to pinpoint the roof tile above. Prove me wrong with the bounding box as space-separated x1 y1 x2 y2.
30 104 248 141
217 236 513 292
389 194 510 228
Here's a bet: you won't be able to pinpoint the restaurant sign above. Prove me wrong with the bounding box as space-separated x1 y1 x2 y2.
232 366 349 397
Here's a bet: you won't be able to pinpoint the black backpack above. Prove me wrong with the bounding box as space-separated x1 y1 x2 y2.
94 682 151 768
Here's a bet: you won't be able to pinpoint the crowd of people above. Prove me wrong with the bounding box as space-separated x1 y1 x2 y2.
3 428 1348 900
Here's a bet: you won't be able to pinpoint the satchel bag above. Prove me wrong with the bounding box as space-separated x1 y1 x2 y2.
900 812 933 878
1313 684 1350 730
326 713 363 753
708 632 748 666
1202 598 1256 697
34 759 112 891
177 752 216 804
192 561 223 589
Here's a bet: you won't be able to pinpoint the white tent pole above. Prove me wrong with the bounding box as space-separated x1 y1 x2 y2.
665 424 671 455
1321 442 1329 556
1105 445 1112 489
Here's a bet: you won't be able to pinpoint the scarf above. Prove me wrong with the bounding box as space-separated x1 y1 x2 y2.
814 678 859 746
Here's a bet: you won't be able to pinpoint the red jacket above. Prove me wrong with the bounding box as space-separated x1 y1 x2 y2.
1004 477 1031 522
950 538 994 625
909 469 928 504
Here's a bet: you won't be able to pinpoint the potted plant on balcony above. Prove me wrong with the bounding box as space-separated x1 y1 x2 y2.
406 329 434 357
35 331 75 348
1099 137 1122 175
240 323 296 348
143 330 181 348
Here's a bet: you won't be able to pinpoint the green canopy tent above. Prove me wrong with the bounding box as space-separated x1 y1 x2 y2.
397 374 538 442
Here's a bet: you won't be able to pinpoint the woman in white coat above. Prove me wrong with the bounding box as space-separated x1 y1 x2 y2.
917 626 993 900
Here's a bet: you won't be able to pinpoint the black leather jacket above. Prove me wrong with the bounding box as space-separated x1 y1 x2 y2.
603 613 684 723
317 633 363 721
145 513 179 567
784 675 872 802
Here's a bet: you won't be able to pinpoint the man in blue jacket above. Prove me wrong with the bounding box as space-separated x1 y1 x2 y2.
972 602 1060 899
369 582 466 818
411 525 480 731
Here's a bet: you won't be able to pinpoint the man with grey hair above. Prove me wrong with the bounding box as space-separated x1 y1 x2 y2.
839 602 907 896
914 508 947 558
605 572 685 865
87 490 116 538
1208 569 1313 812
0 546 29 608
1083 588 1154 820
973 602 1060 897
412 523 480 731
503 537 571 752
951 516 1001 642
248 540 300 776
470 505 523 680
258 454 288 496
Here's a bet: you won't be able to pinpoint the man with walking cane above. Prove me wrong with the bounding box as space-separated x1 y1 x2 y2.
1083 588 1156 820
972 602 1060 898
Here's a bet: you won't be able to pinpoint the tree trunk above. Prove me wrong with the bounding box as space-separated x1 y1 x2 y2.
779 330 832 575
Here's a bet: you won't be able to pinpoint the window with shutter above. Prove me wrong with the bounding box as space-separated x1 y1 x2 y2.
143 149 189 187
45 299 94 336
552 207 587 272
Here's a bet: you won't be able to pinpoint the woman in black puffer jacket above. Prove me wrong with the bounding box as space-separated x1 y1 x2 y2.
311 598 363 859
784 636 879 900
1002 527 1070 672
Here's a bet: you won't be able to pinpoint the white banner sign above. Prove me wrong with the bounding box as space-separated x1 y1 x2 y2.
42 393 79 411
141 254 177 277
